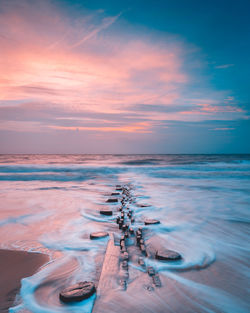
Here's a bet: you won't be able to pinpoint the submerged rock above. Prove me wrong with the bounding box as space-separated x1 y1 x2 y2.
147 266 155 276
122 251 129 261
144 219 160 225
122 225 127 232
121 260 128 270
129 227 134 235
138 257 146 267
155 249 182 261
100 209 113 216
59 281 96 303
90 232 109 240
120 241 126 251
119 279 127 290
152 274 162 287
111 192 120 196
136 230 142 237
106 198 118 203
136 235 142 245
140 245 147 256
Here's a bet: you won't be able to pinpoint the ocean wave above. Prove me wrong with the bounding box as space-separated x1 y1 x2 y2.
0 164 249 182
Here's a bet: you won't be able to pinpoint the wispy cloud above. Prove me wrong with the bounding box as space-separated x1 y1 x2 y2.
0 0 245 140
212 128 235 131
70 13 122 48
49 121 152 133
215 64 234 69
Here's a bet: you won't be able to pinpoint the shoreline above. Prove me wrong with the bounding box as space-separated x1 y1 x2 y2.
0 249 49 312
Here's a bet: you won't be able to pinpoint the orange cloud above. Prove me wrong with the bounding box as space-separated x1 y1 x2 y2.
49 122 152 133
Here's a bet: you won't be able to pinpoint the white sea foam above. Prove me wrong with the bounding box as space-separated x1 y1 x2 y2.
0 154 249 312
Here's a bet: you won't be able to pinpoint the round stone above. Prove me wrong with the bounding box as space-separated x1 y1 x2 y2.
100 209 113 216
106 198 118 203
144 219 160 225
155 249 182 261
90 232 109 240
59 281 96 303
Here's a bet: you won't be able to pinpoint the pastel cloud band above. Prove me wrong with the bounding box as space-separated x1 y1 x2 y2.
0 0 245 135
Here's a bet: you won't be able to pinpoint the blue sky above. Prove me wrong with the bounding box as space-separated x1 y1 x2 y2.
0 0 249 153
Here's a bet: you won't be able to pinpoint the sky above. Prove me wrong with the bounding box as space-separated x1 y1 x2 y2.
0 0 249 154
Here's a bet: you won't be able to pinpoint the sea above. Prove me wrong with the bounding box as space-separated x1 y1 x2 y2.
0 154 249 313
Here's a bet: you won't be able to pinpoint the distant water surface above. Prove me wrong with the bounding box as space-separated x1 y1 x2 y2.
0 154 249 313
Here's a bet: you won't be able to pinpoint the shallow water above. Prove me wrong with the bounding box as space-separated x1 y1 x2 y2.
0 154 249 313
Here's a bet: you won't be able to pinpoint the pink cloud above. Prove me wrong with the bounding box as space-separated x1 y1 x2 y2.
179 103 244 120
0 0 187 114
213 128 235 131
49 122 152 133
197 103 243 113
0 0 245 136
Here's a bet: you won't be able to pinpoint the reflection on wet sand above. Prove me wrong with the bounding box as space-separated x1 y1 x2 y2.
0 249 48 312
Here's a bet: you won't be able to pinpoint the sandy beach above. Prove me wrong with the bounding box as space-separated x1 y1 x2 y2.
0 249 48 312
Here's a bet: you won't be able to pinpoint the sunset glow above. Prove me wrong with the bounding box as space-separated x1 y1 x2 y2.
0 0 249 153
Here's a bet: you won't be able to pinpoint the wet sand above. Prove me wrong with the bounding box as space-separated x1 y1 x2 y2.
0 249 48 312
